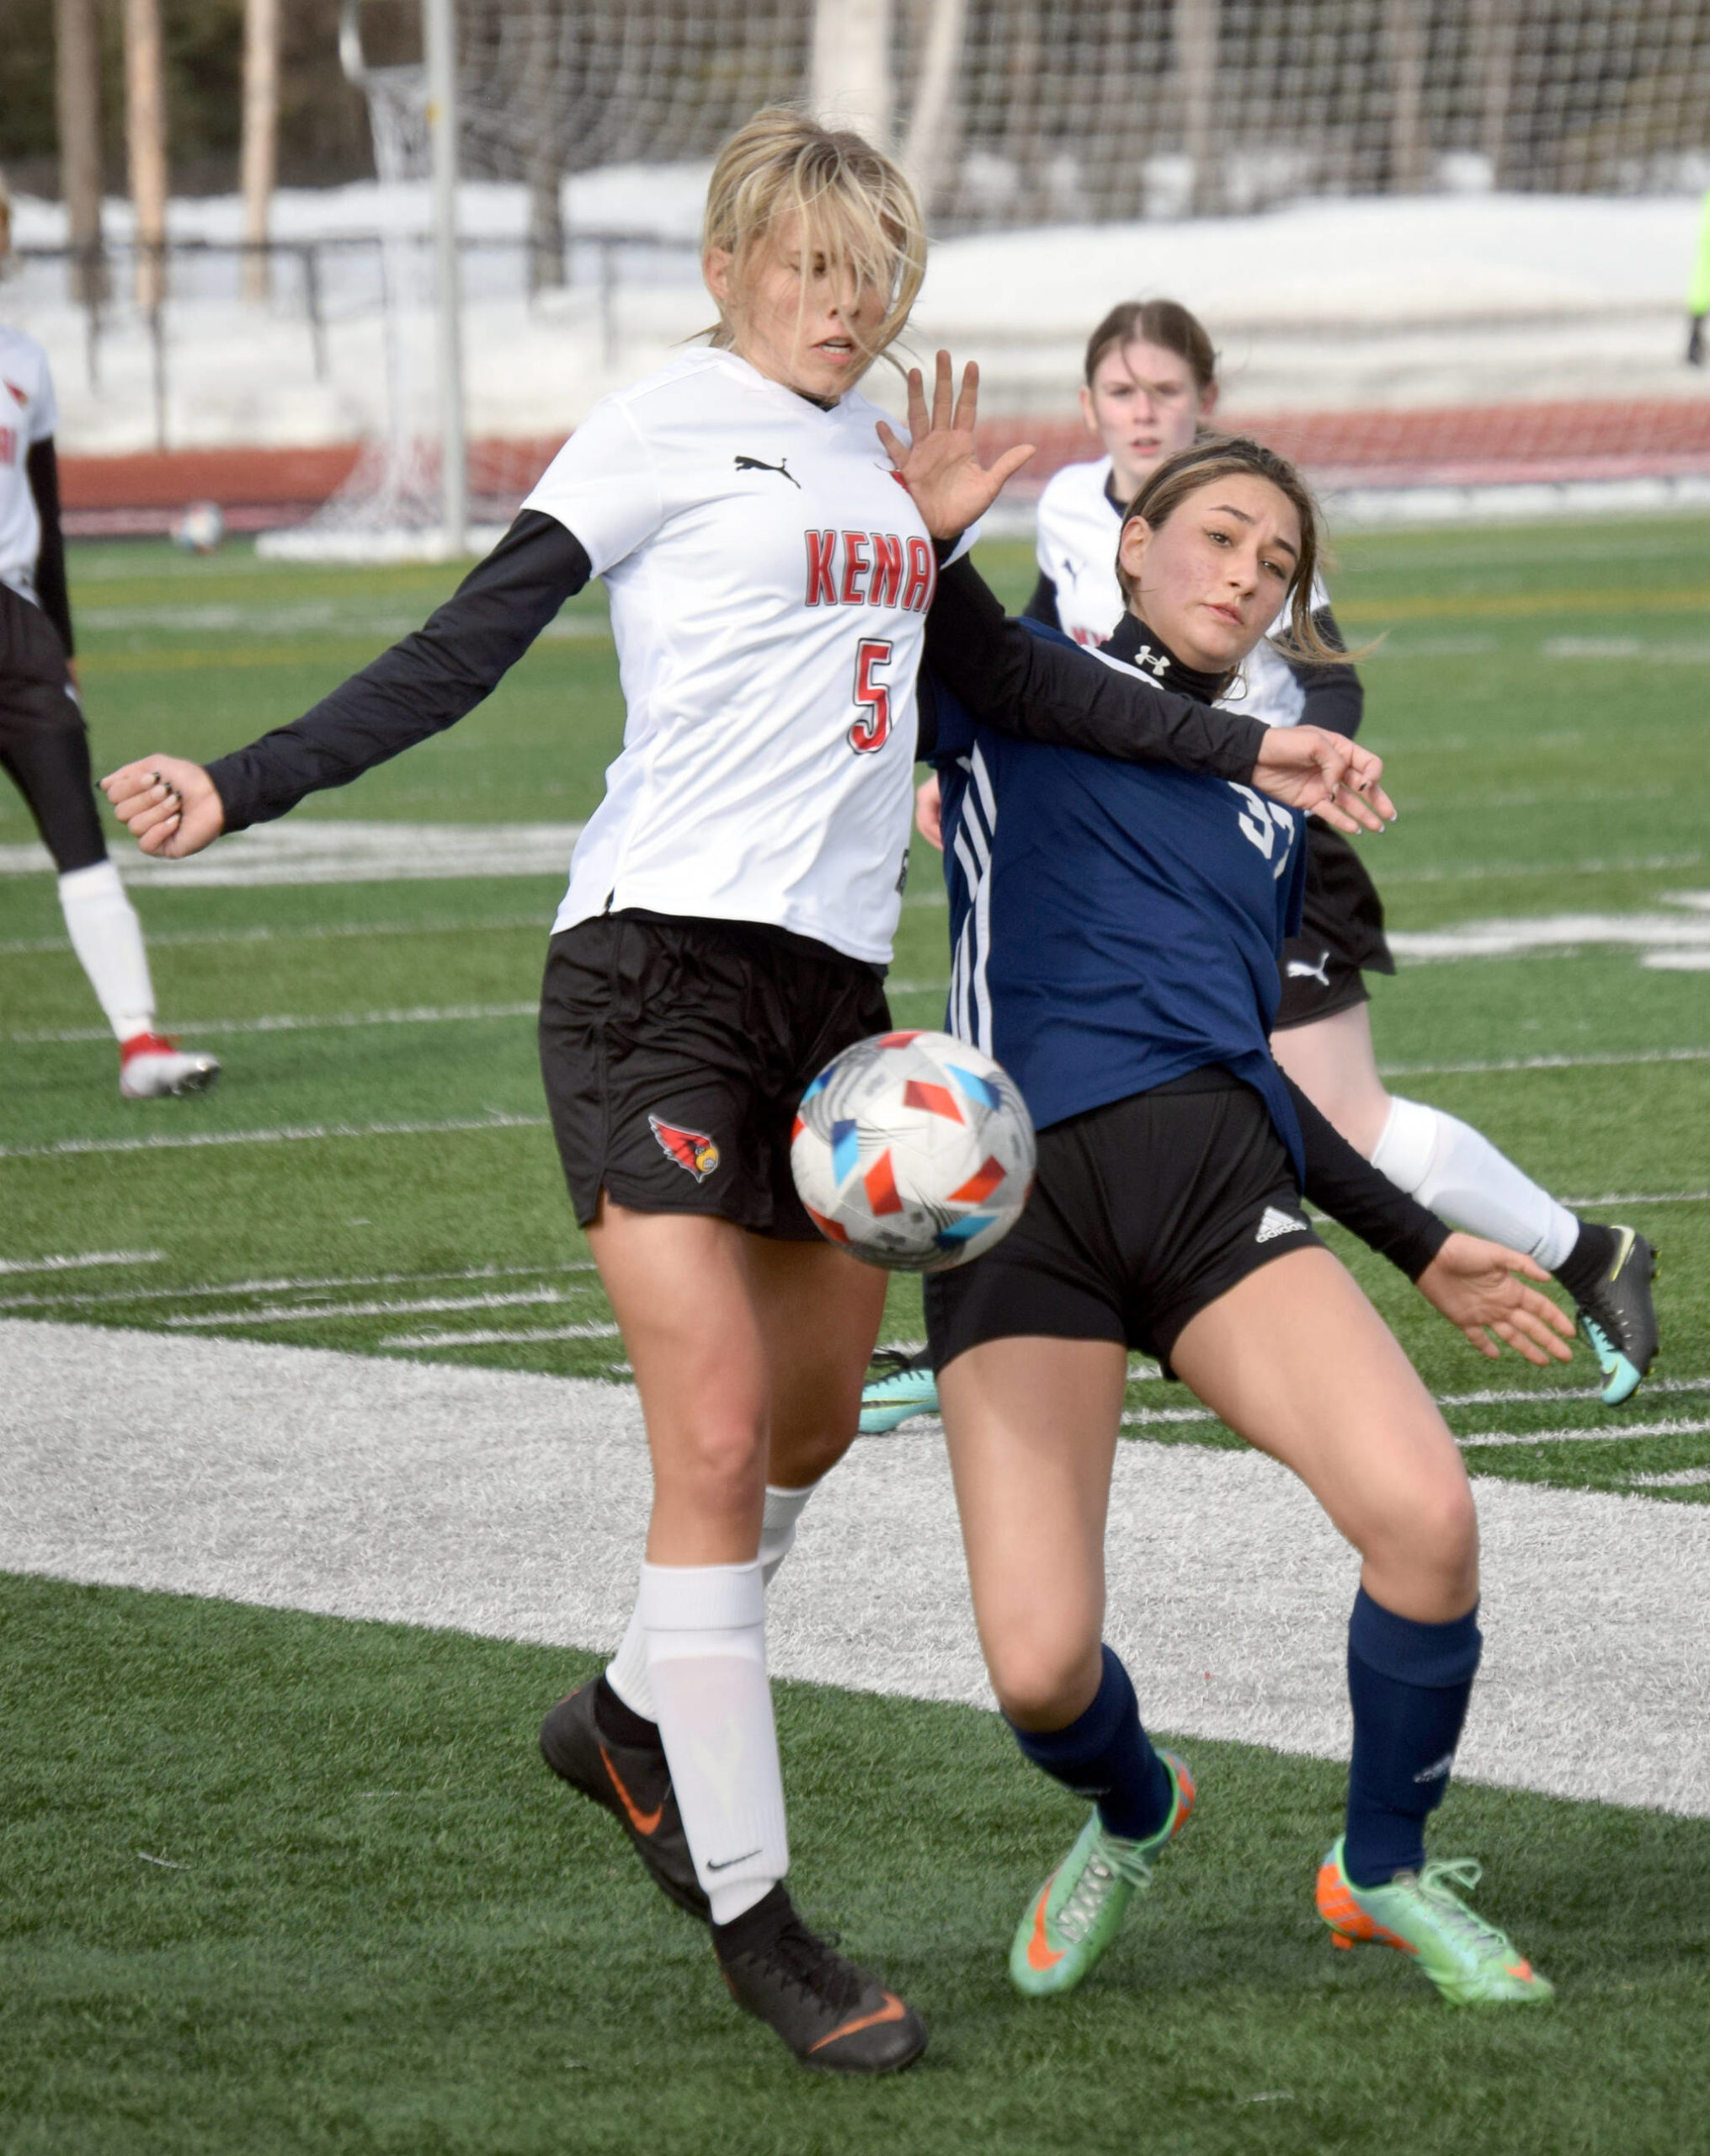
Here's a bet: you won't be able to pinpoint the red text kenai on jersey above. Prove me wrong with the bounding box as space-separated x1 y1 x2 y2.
804 531 935 612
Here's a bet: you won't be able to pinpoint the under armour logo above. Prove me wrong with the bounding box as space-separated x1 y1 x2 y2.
1128 642 1171 680
1285 950 1333 988
734 453 801 488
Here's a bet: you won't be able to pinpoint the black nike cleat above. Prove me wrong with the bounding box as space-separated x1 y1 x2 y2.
539 1680 709 1920
1574 1226 1659 1406
713 1884 928 2073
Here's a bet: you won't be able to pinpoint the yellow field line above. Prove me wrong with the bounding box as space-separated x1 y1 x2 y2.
1338 585 1710 622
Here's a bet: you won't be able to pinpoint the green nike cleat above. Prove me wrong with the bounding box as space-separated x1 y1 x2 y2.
859 1355 940 1434
1316 1838 1553 2005
1009 1751 1195 1998
1573 1226 1659 1406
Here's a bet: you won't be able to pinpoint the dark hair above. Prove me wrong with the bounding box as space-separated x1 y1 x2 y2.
1116 433 1353 668
1084 299 1218 395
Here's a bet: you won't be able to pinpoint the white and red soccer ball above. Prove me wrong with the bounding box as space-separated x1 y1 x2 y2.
791 1029 1035 1272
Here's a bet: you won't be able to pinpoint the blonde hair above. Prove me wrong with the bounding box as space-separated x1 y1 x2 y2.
1116 434 1356 669
701 108 925 371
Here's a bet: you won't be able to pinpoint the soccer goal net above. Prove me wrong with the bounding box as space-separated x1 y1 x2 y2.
258 0 1710 558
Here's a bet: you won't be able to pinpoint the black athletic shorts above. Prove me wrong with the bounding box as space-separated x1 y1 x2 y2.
924 1066 1326 1373
0 580 105 873
1273 820 1393 1031
538 910 892 1239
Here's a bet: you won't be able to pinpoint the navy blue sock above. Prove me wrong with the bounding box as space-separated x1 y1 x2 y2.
1344 1588 1482 1889
1009 1646 1173 1843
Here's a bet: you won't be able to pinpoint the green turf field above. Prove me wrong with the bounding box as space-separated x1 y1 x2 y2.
3 520 1708 2150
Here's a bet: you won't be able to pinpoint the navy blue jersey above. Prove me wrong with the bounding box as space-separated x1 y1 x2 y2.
933 629 1309 1179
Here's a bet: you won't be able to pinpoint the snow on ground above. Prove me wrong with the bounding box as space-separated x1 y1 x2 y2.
6 183 1707 454
3 1319 1707 1819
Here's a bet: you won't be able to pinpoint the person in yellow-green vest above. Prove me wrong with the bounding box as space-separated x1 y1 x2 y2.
1688 185 1710 365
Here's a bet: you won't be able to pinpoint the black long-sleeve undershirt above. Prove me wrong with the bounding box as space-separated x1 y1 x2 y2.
209 510 594 831
923 554 1267 782
26 438 73 658
1288 607 1362 739
1287 1075 1448 1279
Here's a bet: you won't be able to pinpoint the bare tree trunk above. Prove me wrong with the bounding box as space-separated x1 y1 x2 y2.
526 0 565 291
901 0 967 221
241 0 280 302
1384 0 1429 194
1470 0 1516 188
1173 0 1218 215
55 0 107 304
124 0 168 310
812 0 894 150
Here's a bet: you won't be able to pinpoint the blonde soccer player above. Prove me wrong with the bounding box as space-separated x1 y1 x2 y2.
104 116 1383 2069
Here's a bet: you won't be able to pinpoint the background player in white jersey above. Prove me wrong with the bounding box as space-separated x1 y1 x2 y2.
0 178 217 1100
866 296 1654 1430
104 117 1380 2069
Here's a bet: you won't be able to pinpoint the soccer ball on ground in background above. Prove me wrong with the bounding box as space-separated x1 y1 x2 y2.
172 500 226 554
791 1029 1035 1272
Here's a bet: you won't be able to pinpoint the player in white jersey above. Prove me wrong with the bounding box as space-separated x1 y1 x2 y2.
864 296 1655 1432
0 183 217 1098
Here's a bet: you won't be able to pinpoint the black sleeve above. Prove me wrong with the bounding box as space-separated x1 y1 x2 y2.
925 555 1267 781
1286 1075 1449 1280
207 510 592 831
26 438 73 658
1286 607 1362 740
1020 568 1061 628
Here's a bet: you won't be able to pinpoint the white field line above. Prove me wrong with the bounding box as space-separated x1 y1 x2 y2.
1388 905 1710 964
381 1322 622 1349
0 915 548 957
0 1249 164 1276
1432 1375 1710 1407
162 1287 596 1329
1560 1190 1709 1208
1459 1417 1710 1449
1377 1045 1710 1079
10 1003 536 1043
1628 1468 1710 1487
0 821 585 888
0 1113 550 1161
3 1320 1704 1819
0 1261 596 1313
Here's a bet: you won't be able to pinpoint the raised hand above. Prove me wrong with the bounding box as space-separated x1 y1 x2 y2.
1414 1233 1576 1365
101 754 226 859
875 350 1035 541
1251 726 1394 835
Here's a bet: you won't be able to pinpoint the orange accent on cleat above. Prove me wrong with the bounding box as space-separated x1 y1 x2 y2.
1025 1880 1068 1972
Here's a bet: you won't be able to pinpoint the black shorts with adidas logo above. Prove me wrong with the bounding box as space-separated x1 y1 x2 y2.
924 1065 1325 1373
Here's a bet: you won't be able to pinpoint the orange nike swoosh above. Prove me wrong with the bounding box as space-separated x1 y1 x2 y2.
808 1992 908 2052
1505 1958 1533 1981
1025 1881 1066 1972
599 1743 663 1835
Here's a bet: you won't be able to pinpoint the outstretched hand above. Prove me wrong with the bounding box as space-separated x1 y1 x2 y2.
876 350 1035 540
1414 1233 1576 1365
1251 726 1394 835
101 754 225 859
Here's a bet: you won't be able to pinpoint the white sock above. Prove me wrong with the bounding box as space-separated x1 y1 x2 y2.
641 1559 788 1925
605 1479 823 1722
58 860 155 1042
1372 1097 1580 1273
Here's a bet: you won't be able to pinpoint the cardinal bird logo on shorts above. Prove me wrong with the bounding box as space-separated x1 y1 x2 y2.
648 1113 721 1182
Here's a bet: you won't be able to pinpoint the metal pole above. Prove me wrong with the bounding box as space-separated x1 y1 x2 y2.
423 0 467 556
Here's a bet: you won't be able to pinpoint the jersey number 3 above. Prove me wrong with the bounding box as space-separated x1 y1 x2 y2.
848 638 894 755
1230 783 1297 879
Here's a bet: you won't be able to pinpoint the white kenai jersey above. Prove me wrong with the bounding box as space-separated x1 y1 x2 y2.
525 347 941 966
0 326 58 606
1034 451 1325 729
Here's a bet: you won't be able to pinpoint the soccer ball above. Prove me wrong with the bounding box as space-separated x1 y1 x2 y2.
791 1029 1035 1272
173 499 226 554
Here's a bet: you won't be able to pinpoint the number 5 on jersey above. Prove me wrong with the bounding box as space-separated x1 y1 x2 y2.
849 638 894 755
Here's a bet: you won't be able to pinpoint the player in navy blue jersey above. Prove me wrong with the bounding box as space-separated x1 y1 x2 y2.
883 387 1573 2008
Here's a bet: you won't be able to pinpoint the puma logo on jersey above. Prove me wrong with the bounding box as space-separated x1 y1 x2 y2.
805 529 935 611
1255 1205 1308 1244
648 1113 720 1182
1285 951 1334 987
735 452 800 488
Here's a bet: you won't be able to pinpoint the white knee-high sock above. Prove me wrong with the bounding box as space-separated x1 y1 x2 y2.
1372 1097 1579 1273
641 1559 787 1925
58 860 155 1042
605 1480 821 1721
